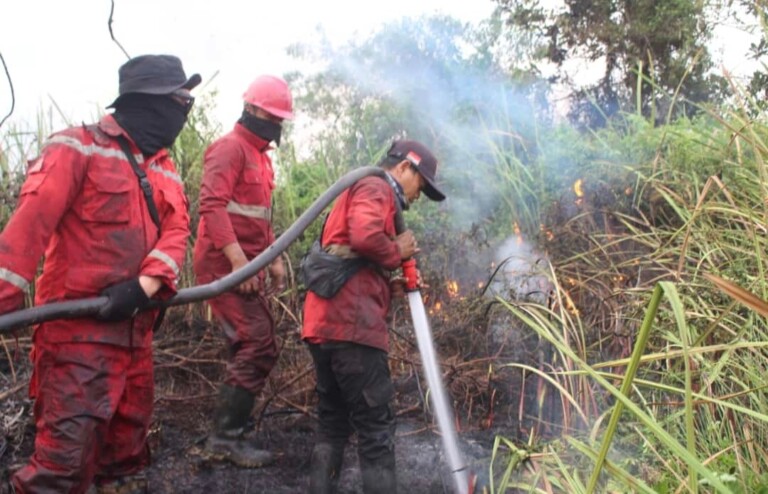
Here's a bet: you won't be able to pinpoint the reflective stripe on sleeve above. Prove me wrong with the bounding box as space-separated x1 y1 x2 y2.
148 249 180 277
0 268 30 291
46 135 144 163
226 201 271 220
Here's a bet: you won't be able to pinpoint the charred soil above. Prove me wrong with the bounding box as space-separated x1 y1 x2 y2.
1 296 534 493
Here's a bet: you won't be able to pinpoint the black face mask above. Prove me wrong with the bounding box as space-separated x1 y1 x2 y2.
112 93 188 157
238 110 282 147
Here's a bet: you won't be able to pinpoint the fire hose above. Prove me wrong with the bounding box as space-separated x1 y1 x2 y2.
0 166 387 334
0 164 475 492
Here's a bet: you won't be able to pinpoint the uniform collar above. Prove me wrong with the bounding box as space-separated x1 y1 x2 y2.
98 114 169 161
234 122 272 151
384 172 408 211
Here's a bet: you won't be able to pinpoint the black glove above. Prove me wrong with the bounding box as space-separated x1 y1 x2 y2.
97 278 151 322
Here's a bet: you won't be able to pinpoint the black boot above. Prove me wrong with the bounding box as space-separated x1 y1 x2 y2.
308 442 345 494
203 384 275 468
360 453 397 494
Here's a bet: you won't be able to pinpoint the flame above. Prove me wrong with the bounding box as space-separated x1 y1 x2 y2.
573 179 584 198
429 301 443 316
447 281 459 298
539 223 554 241
513 222 522 245
563 290 580 317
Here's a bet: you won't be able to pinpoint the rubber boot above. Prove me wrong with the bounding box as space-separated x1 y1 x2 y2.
308 442 345 494
360 453 397 494
203 384 275 468
94 473 148 494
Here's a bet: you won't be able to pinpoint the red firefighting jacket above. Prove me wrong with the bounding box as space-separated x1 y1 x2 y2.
0 115 190 347
302 176 401 352
193 124 275 283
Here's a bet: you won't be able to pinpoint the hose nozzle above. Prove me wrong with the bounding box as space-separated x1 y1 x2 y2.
401 258 419 292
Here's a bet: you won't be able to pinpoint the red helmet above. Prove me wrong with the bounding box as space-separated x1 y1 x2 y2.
243 75 294 120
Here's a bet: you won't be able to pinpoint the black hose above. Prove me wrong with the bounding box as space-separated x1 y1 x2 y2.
0 166 388 333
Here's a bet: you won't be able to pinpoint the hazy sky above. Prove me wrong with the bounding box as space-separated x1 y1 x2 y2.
0 0 493 130
0 1 760 133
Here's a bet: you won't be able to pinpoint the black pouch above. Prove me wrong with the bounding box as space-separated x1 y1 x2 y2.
299 240 369 298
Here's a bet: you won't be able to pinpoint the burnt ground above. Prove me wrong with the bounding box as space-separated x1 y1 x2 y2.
0 297 539 494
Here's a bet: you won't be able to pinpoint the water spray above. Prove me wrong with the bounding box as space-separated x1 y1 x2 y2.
401 255 473 494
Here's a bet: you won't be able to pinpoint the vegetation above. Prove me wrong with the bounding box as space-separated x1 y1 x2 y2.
490 0 763 126
2 2 768 493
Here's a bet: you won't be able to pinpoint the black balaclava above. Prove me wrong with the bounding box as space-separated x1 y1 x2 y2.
238 110 282 148
112 93 188 157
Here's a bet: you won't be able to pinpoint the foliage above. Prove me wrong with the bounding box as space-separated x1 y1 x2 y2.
480 85 768 491
0 114 55 231
493 0 729 126
170 88 222 237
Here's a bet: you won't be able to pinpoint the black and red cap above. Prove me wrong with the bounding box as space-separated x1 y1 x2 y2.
387 139 446 201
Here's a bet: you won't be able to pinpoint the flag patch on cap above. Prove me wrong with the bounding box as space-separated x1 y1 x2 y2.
406 151 422 166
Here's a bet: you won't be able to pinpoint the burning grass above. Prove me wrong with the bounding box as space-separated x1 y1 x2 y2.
480 107 768 492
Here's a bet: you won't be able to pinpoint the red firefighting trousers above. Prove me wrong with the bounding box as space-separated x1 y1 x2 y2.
12 341 153 494
208 291 278 394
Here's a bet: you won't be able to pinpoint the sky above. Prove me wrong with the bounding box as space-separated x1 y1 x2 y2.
1 1 761 135
0 0 495 131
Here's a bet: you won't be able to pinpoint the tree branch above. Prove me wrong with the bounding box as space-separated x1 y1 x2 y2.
108 0 131 60
0 52 15 130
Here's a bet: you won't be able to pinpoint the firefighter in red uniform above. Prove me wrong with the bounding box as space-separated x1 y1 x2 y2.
301 140 446 494
193 75 293 467
0 55 198 494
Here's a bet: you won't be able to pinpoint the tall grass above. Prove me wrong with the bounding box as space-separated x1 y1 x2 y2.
484 91 768 492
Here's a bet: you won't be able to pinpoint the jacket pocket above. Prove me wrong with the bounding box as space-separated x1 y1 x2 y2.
242 165 263 184
79 171 133 223
243 163 275 191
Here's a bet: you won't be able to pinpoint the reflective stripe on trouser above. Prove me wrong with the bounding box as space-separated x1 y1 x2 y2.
208 291 278 394
307 342 396 493
12 342 153 494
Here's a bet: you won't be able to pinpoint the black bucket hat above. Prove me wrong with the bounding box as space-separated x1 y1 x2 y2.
109 54 201 106
387 140 446 201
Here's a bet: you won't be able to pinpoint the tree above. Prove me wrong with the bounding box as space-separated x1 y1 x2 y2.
494 0 727 126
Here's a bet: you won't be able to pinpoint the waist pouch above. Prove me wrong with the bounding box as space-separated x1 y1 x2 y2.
299 240 370 299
